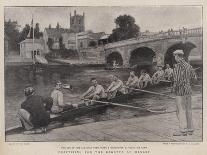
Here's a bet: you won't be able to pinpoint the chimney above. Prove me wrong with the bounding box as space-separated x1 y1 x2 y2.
49 24 51 29
74 10 76 15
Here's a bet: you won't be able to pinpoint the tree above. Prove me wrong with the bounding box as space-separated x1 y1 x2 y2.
47 38 54 49
18 24 30 43
4 19 20 51
59 37 65 49
108 15 140 42
34 23 43 39
18 23 43 43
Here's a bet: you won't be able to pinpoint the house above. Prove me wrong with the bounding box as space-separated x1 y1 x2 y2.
62 32 76 50
19 38 46 60
43 25 72 51
77 31 106 49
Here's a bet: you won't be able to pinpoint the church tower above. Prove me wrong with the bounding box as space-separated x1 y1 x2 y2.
70 10 85 33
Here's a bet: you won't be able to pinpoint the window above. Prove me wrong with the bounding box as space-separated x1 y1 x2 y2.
80 42 83 48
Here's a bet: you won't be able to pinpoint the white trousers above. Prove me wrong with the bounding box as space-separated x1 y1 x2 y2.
175 95 194 132
17 109 34 130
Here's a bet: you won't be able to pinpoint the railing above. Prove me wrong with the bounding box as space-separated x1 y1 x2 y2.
105 27 202 49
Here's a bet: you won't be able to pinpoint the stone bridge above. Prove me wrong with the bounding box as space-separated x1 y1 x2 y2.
104 27 202 67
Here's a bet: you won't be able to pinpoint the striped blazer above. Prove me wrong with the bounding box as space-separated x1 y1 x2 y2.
173 59 197 96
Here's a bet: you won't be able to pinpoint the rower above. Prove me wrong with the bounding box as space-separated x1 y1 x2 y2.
152 65 164 84
112 60 118 70
106 75 125 99
164 63 173 81
138 69 152 89
17 86 52 132
125 71 139 92
81 77 107 104
51 81 71 113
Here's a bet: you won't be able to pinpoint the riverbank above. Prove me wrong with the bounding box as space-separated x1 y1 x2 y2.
6 108 202 142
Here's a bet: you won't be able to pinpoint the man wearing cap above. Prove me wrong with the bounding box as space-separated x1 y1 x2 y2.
172 49 197 136
17 86 51 131
152 65 164 85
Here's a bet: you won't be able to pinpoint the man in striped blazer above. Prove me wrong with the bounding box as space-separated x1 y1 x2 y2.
172 50 197 136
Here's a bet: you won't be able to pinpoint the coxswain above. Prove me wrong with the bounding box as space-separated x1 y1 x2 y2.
138 69 152 89
164 63 173 81
81 77 107 104
172 50 197 136
17 86 53 132
125 71 139 92
106 75 125 99
152 65 164 84
51 81 71 113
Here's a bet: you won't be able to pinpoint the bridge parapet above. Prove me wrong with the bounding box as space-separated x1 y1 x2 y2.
104 27 202 49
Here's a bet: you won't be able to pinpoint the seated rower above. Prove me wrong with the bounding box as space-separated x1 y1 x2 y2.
51 81 71 113
112 60 119 70
138 69 152 89
81 77 107 104
17 86 52 132
125 71 139 92
152 65 164 85
164 64 173 81
106 75 125 99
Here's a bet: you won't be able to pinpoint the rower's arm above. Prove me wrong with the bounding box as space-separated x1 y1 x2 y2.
106 83 114 91
81 87 93 98
131 77 139 85
110 81 122 92
57 92 64 107
126 78 130 86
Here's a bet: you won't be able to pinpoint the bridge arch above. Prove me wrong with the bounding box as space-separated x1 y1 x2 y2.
129 47 156 67
164 41 196 67
106 52 123 66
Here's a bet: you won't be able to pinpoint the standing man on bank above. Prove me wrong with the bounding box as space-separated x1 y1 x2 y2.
172 50 197 136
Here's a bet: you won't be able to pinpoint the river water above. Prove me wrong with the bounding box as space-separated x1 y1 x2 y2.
5 65 202 128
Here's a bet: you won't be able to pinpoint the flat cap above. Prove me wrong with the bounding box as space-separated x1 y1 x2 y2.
173 50 184 55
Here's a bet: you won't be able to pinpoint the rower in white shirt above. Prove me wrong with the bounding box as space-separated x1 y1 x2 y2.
81 77 107 101
164 64 173 81
138 69 152 89
152 65 164 84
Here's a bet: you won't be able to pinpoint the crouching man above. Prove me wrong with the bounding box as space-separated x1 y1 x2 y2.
17 86 53 133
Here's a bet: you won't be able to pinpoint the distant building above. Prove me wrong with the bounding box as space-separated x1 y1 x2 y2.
19 38 46 59
77 31 106 49
62 32 76 50
43 23 73 51
70 10 85 33
42 10 106 59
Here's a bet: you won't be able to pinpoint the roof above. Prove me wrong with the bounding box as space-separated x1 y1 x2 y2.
19 38 44 44
89 32 105 40
45 28 74 38
100 34 110 40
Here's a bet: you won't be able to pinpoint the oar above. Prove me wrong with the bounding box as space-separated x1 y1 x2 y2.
82 99 166 113
125 87 175 99
159 80 172 83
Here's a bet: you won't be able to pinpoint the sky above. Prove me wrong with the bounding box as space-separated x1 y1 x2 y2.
4 6 202 34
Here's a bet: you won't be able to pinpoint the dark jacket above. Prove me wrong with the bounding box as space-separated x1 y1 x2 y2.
21 95 50 128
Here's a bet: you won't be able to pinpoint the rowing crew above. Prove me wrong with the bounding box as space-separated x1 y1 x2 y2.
82 65 173 102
